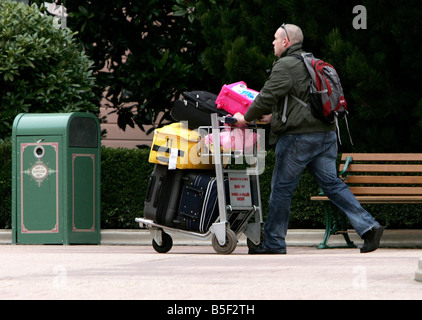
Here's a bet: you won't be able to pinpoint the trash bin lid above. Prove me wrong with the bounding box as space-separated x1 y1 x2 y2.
12 112 99 137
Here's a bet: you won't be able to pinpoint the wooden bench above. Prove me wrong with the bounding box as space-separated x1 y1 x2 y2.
311 153 422 248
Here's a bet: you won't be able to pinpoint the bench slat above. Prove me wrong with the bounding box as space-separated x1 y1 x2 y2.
343 175 422 184
349 186 422 195
341 153 422 161
311 195 422 203
339 163 422 173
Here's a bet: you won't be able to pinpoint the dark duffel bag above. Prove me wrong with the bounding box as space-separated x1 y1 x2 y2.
171 91 229 129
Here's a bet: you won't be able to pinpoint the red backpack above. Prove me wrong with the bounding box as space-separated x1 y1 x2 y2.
287 52 352 144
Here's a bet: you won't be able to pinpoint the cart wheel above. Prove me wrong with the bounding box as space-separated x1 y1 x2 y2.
212 228 237 254
152 231 173 253
247 228 265 250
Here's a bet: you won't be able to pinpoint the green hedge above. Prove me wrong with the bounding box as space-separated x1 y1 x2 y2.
0 143 12 228
1 143 421 229
100 147 153 228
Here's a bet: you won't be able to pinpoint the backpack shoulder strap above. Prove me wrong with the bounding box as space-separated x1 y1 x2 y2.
281 95 308 124
290 53 303 61
280 53 312 123
291 52 314 61
291 95 308 107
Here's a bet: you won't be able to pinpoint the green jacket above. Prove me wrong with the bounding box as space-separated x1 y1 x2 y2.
244 43 335 145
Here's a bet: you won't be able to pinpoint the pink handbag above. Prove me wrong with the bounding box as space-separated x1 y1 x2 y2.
216 82 260 115
204 128 259 154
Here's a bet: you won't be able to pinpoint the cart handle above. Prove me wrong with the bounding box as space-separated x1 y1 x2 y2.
222 116 263 126
222 116 237 125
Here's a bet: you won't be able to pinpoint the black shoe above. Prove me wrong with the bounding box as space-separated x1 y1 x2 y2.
248 245 286 255
360 225 384 253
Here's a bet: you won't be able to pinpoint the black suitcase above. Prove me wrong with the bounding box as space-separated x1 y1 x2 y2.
143 164 183 227
173 172 221 233
171 91 229 129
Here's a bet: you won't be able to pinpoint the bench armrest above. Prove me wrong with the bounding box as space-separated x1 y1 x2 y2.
339 156 353 180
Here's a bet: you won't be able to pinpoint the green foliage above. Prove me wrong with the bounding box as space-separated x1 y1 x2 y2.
100 147 153 228
32 0 207 135
198 0 422 152
0 0 98 140
197 0 275 91
0 143 12 228
279 0 422 152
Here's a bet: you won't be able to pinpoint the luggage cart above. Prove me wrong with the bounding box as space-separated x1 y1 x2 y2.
135 113 266 254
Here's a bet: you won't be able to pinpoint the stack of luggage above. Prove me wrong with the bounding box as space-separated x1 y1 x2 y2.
144 82 259 234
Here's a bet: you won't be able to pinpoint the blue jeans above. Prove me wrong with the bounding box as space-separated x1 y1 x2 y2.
264 131 380 250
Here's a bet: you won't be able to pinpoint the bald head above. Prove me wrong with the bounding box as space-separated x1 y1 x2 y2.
281 24 304 45
273 24 304 57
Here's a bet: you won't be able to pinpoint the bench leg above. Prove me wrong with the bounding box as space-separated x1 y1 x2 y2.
317 202 357 249
340 232 356 248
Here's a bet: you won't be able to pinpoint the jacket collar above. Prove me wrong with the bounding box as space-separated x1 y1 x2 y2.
280 43 303 58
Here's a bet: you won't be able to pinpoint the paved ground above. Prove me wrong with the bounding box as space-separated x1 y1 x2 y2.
0 244 421 300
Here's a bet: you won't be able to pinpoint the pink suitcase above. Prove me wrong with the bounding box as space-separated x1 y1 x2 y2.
216 81 260 115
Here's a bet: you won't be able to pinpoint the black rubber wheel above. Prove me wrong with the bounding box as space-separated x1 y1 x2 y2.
152 231 173 253
211 228 237 254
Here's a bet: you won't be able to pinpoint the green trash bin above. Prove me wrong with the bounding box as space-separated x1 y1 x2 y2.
11 113 101 244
